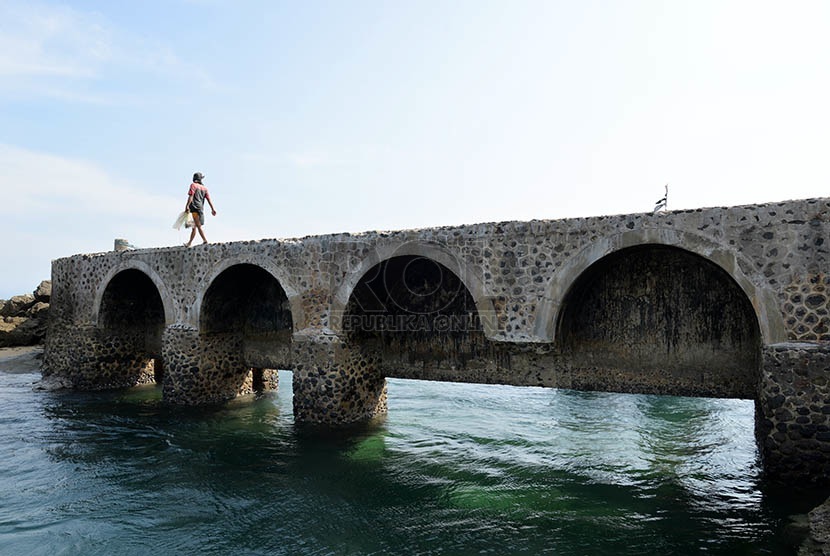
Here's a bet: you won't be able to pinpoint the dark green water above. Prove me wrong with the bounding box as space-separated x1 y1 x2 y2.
0 367 822 555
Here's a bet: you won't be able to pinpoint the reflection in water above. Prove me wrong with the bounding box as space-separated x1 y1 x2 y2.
0 370 824 555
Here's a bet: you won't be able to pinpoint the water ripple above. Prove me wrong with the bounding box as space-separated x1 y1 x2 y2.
0 370 813 555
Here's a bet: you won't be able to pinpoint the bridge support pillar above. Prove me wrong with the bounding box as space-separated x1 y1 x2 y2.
757 343 830 485
161 324 250 405
291 329 387 425
43 322 155 389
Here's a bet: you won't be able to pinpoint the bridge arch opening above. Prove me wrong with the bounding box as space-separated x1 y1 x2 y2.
200 263 293 394
97 268 166 385
343 255 487 378
201 264 293 335
556 244 761 398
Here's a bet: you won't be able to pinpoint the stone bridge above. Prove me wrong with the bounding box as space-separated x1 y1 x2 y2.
44 197 830 484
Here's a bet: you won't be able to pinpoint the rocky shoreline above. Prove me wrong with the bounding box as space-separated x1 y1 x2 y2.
0 281 51 348
0 345 44 373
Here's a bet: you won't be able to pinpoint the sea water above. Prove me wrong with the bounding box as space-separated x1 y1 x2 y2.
0 365 822 555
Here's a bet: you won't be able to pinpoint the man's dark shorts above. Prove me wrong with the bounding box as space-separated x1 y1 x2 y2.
189 209 204 226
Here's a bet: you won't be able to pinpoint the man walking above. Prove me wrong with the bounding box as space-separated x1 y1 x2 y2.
184 172 217 246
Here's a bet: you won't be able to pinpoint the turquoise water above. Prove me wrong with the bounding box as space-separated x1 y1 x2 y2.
0 367 821 555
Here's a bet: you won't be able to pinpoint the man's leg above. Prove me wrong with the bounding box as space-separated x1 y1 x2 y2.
195 214 208 244
185 212 199 246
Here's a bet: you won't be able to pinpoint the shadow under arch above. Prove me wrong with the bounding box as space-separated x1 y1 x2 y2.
191 255 304 331
549 239 764 399
533 228 787 346
90 262 170 386
331 240 498 338
92 259 175 327
339 249 492 380
197 261 295 372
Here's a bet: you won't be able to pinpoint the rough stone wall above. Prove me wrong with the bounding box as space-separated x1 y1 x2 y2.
43 198 827 405
758 343 830 484
474 204 775 342
161 325 249 405
42 323 154 389
799 495 830 555
44 198 830 392
784 274 830 342
291 331 387 425
46 197 829 343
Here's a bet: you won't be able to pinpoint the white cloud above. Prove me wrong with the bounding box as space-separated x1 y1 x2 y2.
0 2 111 79
0 0 214 101
0 144 179 217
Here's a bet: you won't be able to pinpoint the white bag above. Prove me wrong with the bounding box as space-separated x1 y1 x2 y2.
173 211 189 230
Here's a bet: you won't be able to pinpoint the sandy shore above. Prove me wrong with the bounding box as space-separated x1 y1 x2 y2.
0 345 43 373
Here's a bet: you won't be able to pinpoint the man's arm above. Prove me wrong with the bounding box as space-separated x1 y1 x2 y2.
185 193 194 211
207 195 217 216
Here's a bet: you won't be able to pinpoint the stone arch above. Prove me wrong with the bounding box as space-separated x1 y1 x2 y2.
198 264 293 334
90 263 170 386
550 241 763 398
92 259 175 327
191 255 303 331
338 248 491 379
160 262 295 405
195 261 295 375
331 240 497 338
533 228 786 345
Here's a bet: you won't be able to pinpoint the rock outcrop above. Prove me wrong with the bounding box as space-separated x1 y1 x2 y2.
800 496 830 555
0 281 50 348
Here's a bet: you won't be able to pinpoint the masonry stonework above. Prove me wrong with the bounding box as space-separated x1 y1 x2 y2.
44 323 156 389
43 197 830 483
758 343 830 483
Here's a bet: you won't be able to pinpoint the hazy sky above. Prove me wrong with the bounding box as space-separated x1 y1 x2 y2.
1 0 828 298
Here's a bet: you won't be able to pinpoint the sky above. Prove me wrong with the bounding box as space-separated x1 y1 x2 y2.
1 0 828 299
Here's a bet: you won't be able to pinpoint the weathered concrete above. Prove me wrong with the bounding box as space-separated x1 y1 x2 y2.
43 197 830 483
